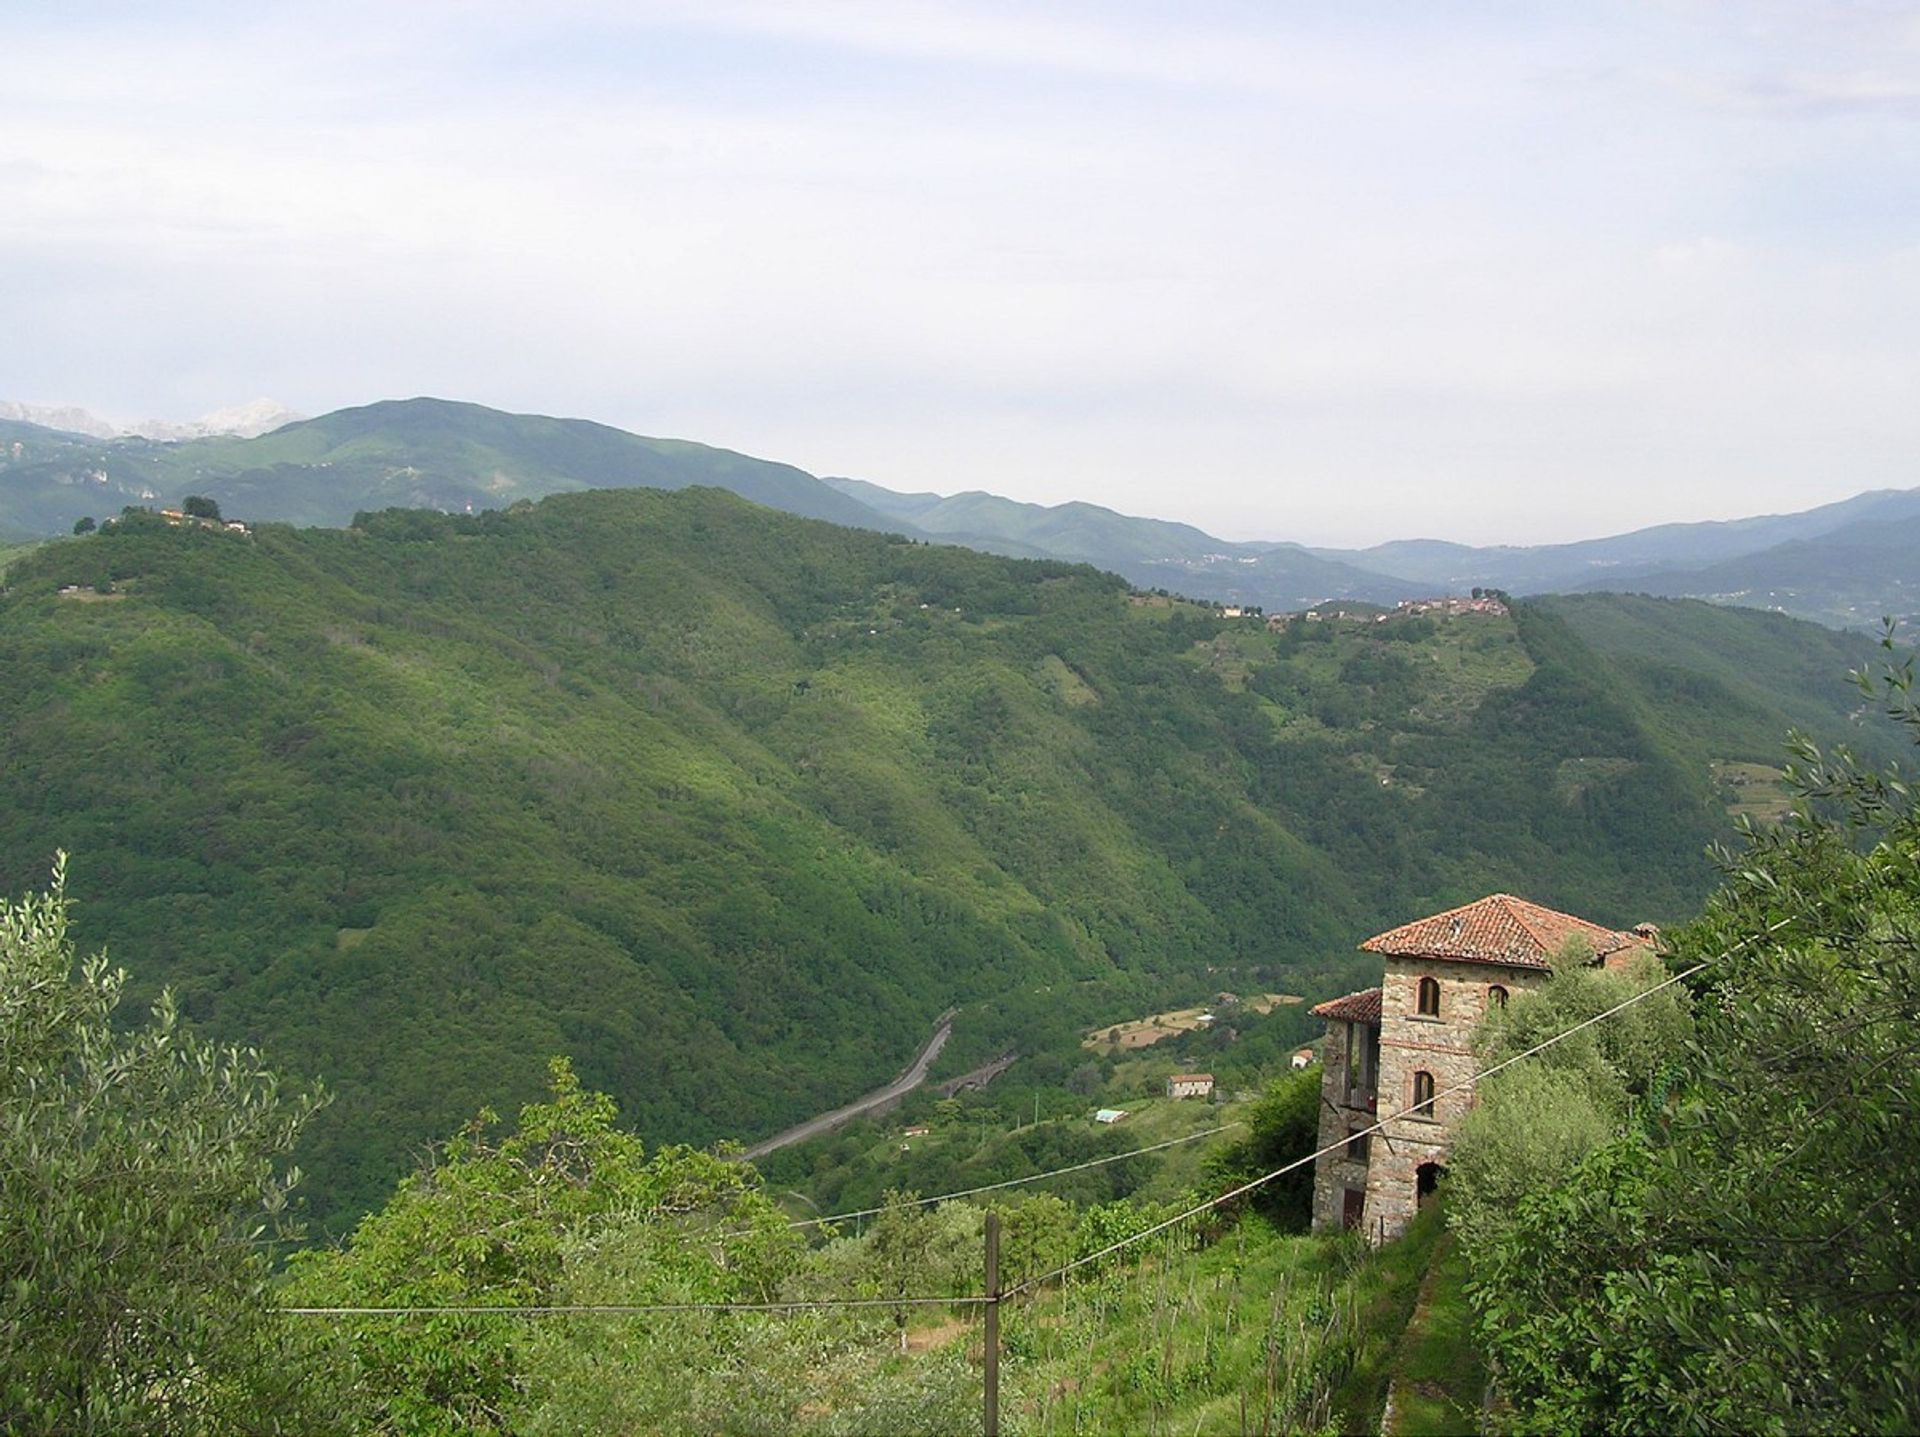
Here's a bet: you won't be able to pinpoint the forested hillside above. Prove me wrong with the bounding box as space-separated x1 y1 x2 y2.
0 491 1886 1223
0 399 893 536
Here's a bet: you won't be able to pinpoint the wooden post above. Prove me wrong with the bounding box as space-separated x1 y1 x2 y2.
984 1211 1001 1437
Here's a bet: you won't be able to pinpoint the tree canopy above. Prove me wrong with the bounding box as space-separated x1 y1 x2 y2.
1454 634 1920 1433
0 857 328 1436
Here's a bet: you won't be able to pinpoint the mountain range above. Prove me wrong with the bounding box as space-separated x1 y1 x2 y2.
1 396 1913 630
0 482 1900 1223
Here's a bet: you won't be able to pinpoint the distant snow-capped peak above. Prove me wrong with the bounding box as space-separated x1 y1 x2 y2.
0 398 305 441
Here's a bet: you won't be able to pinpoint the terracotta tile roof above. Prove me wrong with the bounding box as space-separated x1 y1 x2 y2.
1170 1073 1214 1083
1360 894 1649 971
1310 987 1382 1024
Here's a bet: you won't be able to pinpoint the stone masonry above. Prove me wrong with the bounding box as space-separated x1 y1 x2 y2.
1308 894 1654 1244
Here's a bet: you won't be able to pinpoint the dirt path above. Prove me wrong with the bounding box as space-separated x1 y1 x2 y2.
737 1010 957 1162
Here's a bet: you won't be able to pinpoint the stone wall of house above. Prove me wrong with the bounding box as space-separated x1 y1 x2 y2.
1310 1019 1370 1232
1363 957 1546 1242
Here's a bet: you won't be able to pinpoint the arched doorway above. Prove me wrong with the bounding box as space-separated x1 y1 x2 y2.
1416 1161 1445 1209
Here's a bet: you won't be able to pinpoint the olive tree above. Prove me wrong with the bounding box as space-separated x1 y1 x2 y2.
284 1057 796 1432
0 856 329 1435
1462 634 1920 1433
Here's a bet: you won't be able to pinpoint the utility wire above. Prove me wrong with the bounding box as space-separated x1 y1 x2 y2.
284 913 1800 1320
1003 914 1796 1299
698 1121 1243 1243
284 1294 988 1317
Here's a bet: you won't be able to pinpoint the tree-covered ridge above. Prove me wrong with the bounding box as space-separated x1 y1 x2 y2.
0 490 1886 1224
9 394 1918 630
0 398 896 535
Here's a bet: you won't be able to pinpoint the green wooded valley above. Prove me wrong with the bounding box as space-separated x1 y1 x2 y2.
0 489 1891 1226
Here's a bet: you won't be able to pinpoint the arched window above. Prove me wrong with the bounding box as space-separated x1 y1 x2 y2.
1488 984 1508 1009
1416 976 1440 1016
1416 1161 1445 1208
1412 1070 1436 1117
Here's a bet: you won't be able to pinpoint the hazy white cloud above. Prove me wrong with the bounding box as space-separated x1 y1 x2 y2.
2 0 1916 544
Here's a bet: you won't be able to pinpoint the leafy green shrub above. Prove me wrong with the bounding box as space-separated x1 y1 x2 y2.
1459 638 1920 1432
0 857 330 1436
1204 1064 1320 1227
285 1059 793 1432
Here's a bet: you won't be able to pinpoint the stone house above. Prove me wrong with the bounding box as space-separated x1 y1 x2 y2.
1308 894 1655 1243
1167 1073 1214 1099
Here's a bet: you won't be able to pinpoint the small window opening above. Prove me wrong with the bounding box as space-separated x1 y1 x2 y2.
1488 984 1508 1009
1412 1070 1436 1117
1416 976 1440 1016
1346 1128 1369 1162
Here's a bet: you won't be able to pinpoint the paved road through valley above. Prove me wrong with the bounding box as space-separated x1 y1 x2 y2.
738 1009 957 1162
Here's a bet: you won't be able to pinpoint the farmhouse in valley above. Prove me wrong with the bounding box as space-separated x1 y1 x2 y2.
1167 1072 1214 1099
1309 894 1657 1244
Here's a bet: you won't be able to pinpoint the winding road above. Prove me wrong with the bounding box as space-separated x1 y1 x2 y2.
737 1009 957 1162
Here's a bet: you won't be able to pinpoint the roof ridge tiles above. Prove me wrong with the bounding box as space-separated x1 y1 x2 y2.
1309 986 1382 1024
1358 893 1644 971
1503 895 1563 953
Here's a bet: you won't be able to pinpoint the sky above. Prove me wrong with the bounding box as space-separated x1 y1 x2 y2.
2 1 1917 546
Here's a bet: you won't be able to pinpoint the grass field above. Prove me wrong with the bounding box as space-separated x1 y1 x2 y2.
995 1201 1447 1434
1082 993 1301 1054
1711 759 1796 824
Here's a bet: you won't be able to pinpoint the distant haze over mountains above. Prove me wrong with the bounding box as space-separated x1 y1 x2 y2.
0 398 303 443
1 395 1912 631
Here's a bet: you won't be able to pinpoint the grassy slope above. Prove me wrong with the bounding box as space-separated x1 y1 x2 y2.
1002 1204 1445 1435
0 492 1872 1224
